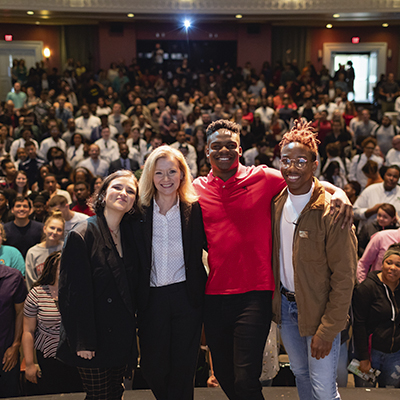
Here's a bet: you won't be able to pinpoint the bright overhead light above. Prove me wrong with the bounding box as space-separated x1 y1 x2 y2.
43 48 51 58
326 24 333 29
235 14 243 19
27 11 34 15
184 19 191 29
127 13 134 17
382 23 389 27
333 14 340 18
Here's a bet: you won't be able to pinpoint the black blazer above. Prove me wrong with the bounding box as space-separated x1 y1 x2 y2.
57 214 138 368
131 200 207 311
108 158 139 174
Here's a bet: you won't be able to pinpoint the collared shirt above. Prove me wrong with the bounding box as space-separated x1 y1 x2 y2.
170 141 198 177
348 153 383 190
353 182 400 227
255 106 275 125
108 114 128 135
386 148 400 167
77 158 110 177
39 137 67 161
119 157 131 170
94 138 120 164
75 115 101 140
193 164 286 295
150 198 186 287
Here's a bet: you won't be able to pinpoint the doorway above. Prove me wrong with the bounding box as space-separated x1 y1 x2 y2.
322 42 387 104
0 41 43 100
332 52 377 103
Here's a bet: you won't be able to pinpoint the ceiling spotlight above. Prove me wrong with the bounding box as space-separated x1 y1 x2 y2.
127 13 134 18
184 19 191 29
382 23 389 28
235 14 243 19
333 14 340 18
27 11 34 15
326 24 333 29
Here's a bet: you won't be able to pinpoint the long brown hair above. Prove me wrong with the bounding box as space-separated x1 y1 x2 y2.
34 251 61 287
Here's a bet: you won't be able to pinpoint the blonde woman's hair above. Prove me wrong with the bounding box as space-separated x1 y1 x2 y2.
139 146 198 207
44 210 65 228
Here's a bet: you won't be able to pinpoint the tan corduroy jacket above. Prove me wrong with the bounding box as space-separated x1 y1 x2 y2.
271 178 357 342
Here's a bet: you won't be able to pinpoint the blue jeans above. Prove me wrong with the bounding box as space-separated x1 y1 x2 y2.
355 348 400 388
280 294 341 400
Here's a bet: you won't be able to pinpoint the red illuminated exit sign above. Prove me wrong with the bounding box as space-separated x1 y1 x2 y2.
352 37 360 44
4 35 13 41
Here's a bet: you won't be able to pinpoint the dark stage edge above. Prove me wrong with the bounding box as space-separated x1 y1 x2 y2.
8 387 400 399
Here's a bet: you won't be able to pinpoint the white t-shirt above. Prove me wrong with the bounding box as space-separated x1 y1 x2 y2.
280 184 313 292
65 212 89 235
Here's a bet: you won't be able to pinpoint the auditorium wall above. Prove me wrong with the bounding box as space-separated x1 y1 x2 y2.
309 26 399 75
0 22 398 77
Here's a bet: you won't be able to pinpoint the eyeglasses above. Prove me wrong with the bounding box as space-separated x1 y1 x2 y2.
280 157 309 169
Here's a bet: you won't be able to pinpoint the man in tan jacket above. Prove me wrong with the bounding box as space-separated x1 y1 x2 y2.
272 120 357 400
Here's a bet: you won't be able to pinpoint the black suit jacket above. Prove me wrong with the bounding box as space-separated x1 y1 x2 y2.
130 200 207 310
57 214 139 368
108 158 139 174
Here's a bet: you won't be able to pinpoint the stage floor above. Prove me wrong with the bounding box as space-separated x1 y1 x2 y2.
9 387 400 399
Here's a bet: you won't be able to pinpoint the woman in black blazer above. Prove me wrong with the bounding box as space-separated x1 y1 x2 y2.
132 146 207 400
57 170 140 400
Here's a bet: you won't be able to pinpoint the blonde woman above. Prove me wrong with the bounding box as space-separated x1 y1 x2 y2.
131 146 207 400
25 212 65 291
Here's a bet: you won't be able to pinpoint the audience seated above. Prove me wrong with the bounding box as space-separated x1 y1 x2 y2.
353 165 400 231
357 203 398 257
77 143 109 177
2 54 400 394
385 135 400 167
108 143 139 175
48 194 88 235
348 137 383 190
3 195 43 259
25 212 64 290
0 222 25 276
70 181 95 216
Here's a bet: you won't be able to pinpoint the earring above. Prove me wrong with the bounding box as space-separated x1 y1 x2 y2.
128 207 135 215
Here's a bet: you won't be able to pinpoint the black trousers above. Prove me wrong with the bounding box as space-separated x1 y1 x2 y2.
204 290 273 400
138 282 203 400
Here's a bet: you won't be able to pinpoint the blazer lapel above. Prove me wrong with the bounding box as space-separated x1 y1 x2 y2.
141 202 154 270
98 215 134 316
180 201 192 268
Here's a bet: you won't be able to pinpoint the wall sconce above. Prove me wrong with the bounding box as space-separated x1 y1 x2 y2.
43 47 51 59
388 48 392 60
318 49 322 61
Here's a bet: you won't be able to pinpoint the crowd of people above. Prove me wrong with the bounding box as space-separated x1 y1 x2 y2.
0 53 400 400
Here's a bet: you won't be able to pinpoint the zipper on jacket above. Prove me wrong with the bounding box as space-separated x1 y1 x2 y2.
383 283 397 352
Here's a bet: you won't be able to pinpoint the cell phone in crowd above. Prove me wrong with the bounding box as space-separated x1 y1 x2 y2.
347 359 381 383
